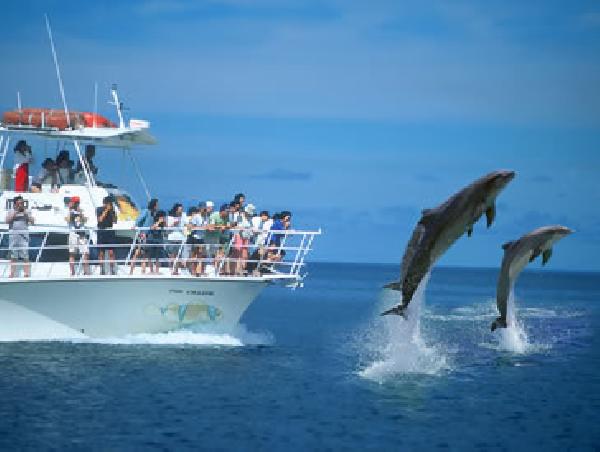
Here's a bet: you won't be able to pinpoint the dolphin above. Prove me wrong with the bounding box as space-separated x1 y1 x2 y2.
491 225 573 331
381 170 516 317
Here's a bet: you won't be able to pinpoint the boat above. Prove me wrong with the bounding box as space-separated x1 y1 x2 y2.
0 24 319 339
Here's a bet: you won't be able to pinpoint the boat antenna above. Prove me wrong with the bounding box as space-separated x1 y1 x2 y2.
17 91 22 111
45 14 71 128
110 84 125 128
93 81 98 128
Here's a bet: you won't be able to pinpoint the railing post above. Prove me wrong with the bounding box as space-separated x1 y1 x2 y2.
124 228 139 267
171 230 186 274
290 232 307 276
35 231 49 263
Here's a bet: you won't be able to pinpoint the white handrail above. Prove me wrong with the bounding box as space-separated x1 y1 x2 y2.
0 226 320 281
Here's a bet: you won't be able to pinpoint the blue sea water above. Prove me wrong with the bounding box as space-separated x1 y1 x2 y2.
1 263 599 450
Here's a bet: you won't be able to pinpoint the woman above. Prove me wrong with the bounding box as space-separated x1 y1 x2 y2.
96 196 118 275
13 140 33 192
146 210 167 274
166 203 187 275
233 207 253 275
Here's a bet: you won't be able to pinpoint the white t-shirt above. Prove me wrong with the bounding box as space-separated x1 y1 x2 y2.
167 213 188 241
251 216 273 245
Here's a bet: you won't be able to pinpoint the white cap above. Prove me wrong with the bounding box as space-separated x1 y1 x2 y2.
245 203 256 215
206 201 214 208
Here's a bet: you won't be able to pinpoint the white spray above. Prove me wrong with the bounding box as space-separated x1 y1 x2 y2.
496 288 530 353
359 274 448 382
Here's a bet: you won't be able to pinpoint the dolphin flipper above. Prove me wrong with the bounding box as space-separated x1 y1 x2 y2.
383 281 402 291
380 304 407 318
542 248 553 265
529 248 542 263
486 203 496 228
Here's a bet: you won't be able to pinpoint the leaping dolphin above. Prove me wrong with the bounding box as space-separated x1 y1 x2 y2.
381 170 516 317
491 225 573 331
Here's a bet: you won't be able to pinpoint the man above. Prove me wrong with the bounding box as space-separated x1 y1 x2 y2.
269 211 292 251
76 144 98 180
66 196 90 276
129 198 158 274
251 210 273 246
96 196 117 275
6 196 34 277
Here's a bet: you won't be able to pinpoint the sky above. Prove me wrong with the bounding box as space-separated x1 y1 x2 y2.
1 0 600 271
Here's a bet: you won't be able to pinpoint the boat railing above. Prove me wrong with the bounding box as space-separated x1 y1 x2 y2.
0 226 320 282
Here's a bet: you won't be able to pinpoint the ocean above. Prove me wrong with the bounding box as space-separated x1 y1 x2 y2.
1 263 599 450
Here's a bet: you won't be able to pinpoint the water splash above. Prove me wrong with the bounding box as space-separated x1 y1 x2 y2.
76 324 275 347
358 274 449 382
496 291 529 353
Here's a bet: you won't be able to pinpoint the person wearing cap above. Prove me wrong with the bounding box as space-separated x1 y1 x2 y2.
205 201 214 215
13 140 33 192
65 196 89 276
204 203 231 273
34 158 59 189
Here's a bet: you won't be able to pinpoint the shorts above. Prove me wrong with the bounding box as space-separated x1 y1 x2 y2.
146 239 164 260
69 232 89 255
9 236 29 261
97 229 115 247
10 247 29 261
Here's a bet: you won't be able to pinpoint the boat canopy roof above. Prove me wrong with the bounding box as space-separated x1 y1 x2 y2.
0 121 156 149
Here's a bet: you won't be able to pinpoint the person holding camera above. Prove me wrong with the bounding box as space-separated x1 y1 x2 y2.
6 195 34 277
96 196 117 275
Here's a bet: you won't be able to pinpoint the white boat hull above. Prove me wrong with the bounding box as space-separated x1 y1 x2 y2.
0 277 270 338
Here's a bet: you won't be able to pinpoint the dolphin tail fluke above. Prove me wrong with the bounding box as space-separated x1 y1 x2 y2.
490 317 507 332
380 304 407 318
383 281 402 291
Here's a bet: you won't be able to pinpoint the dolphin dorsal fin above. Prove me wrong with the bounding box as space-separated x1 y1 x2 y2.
501 240 515 251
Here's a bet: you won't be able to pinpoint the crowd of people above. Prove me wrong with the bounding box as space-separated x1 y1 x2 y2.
11 139 98 192
3 191 293 278
127 193 293 277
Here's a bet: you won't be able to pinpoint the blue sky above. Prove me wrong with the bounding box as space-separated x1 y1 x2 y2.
1 1 600 270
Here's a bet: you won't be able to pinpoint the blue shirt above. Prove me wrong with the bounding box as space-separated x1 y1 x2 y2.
269 219 286 247
136 208 155 229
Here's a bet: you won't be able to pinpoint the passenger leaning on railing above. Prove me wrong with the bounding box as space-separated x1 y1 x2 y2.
167 203 188 275
96 196 117 275
129 198 158 275
6 195 34 278
204 203 231 275
66 196 90 276
251 210 273 247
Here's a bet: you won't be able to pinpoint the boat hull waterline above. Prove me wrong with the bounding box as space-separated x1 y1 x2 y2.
0 277 271 338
